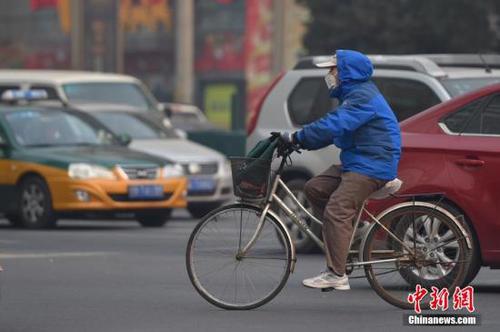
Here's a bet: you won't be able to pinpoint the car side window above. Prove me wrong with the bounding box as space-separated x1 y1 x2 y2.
468 95 500 135
372 77 441 121
287 78 337 126
442 99 484 134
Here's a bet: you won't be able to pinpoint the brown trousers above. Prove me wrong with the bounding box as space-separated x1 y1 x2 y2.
304 165 386 275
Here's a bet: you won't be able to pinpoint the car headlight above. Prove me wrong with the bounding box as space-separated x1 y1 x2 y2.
222 160 232 175
162 164 184 178
68 163 116 180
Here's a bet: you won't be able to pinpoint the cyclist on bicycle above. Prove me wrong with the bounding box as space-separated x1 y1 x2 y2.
282 49 401 290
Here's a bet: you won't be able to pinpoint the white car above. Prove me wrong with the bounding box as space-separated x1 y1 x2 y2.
76 103 233 218
0 70 163 112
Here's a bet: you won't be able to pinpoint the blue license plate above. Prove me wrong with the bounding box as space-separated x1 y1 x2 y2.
128 185 164 199
188 178 215 192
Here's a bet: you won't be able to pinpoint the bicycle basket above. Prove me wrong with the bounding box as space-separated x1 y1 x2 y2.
230 157 272 200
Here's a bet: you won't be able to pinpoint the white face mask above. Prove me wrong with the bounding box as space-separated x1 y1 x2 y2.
324 72 338 90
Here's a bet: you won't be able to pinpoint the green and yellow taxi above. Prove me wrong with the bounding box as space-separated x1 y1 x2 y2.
0 91 187 228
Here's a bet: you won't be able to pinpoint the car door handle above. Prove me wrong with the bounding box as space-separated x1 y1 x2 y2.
455 159 485 167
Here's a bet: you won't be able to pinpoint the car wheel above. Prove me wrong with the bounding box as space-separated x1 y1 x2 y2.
17 176 57 229
276 178 321 254
137 209 172 228
188 202 223 219
392 202 480 287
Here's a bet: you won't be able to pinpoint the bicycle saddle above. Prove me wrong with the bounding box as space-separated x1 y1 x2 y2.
369 178 403 200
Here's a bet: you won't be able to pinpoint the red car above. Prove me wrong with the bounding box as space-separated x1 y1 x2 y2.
368 83 500 284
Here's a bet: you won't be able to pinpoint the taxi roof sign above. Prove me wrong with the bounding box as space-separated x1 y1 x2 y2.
1 89 48 102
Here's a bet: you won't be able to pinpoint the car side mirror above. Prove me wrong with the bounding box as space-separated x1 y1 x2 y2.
117 133 132 146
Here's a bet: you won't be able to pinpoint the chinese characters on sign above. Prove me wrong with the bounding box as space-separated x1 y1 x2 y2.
408 284 476 314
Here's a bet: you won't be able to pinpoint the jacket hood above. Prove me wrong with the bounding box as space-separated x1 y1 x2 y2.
336 49 373 83
329 50 373 98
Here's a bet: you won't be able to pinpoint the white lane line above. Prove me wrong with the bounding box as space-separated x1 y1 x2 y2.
0 252 118 259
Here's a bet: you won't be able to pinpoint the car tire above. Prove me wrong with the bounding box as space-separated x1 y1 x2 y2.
137 209 172 228
188 202 223 219
276 178 321 254
16 176 57 229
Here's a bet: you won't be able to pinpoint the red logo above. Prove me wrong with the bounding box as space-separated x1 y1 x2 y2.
408 285 476 313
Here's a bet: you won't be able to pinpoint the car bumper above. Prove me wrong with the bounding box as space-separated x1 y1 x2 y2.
186 173 233 203
48 177 187 212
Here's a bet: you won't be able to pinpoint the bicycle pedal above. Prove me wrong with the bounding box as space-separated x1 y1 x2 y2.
321 287 334 292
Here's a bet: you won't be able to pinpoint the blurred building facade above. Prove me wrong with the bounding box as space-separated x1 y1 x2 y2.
0 0 307 130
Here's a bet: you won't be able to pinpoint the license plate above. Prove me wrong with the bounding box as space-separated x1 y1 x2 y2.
128 185 164 199
188 178 215 192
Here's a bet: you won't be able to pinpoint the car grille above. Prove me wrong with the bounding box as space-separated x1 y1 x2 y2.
182 162 218 175
118 165 159 179
109 192 172 202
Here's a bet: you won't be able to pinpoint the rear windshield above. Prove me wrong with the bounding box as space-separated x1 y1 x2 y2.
94 112 178 139
441 77 500 97
63 82 154 109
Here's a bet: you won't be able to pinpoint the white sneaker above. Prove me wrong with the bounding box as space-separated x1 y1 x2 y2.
302 270 350 290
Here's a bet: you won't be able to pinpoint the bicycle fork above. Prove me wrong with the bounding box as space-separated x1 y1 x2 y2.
238 176 301 272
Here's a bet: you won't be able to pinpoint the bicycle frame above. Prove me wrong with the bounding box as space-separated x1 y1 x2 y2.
238 156 415 271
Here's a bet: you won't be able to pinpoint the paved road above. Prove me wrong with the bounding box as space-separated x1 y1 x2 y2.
0 210 499 332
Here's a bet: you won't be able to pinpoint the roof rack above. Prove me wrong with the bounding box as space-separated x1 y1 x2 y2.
414 54 500 69
294 54 448 77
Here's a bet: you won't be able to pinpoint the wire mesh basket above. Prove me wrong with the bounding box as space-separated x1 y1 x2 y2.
230 157 272 200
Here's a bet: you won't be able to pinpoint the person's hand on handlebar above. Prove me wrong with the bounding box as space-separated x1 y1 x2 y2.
270 131 301 156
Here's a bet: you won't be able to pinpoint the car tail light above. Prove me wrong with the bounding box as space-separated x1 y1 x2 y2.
247 72 285 136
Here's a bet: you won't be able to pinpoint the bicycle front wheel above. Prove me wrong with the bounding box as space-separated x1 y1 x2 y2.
186 203 293 310
362 205 470 310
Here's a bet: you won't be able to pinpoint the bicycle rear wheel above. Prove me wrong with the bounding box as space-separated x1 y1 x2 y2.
362 205 470 310
186 203 292 310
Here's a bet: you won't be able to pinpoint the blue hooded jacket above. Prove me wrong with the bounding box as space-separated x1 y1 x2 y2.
295 50 401 181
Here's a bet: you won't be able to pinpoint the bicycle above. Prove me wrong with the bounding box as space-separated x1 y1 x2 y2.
186 140 472 310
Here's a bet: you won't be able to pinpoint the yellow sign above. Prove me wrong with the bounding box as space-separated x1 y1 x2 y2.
204 84 237 130
120 0 172 32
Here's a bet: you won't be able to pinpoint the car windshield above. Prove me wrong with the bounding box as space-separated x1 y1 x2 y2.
3 109 115 147
441 77 500 97
93 112 178 139
63 83 154 109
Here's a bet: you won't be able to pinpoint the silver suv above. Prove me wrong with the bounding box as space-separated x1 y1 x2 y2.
247 54 500 253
